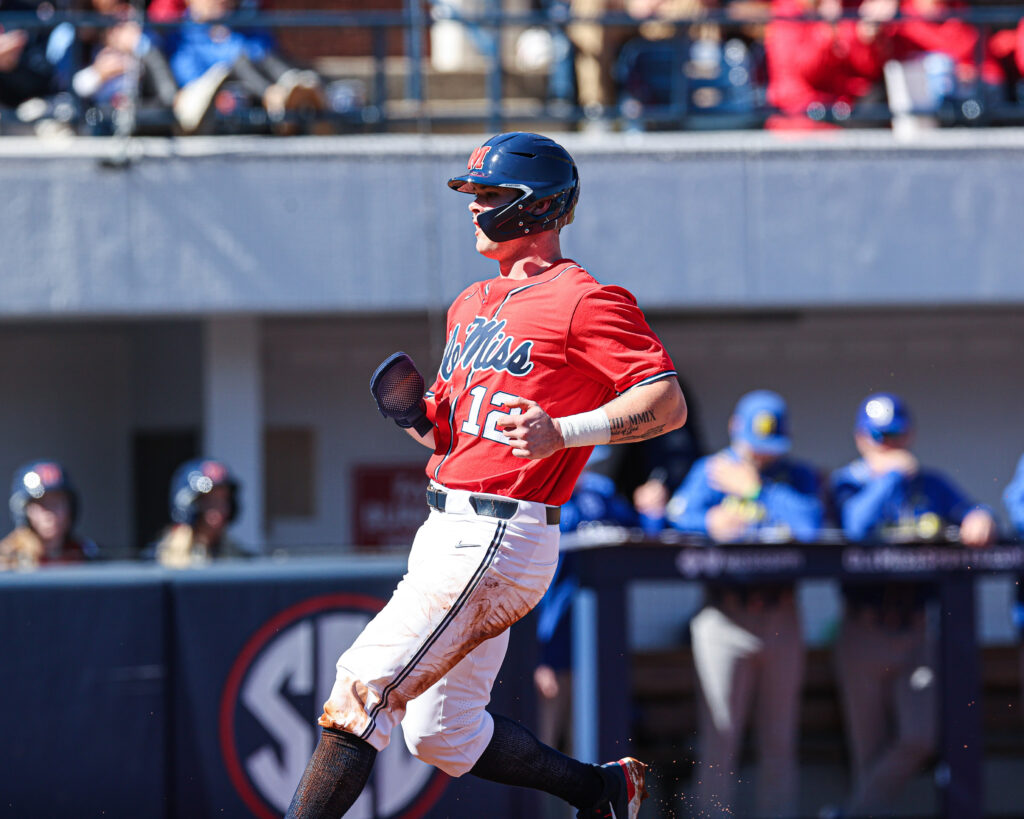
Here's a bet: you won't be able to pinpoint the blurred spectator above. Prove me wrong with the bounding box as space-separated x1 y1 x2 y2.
765 0 888 129
888 0 1001 87
165 0 326 134
0 461 99 570
667 389 823 817
533 446 636 761
0 0 77 131
153 458 246 567
71 0 178 125
148 0 188 23
617 0 768 123
827 392 996 816
567 0 639 123
986 20 1024 104
880 0 1003 131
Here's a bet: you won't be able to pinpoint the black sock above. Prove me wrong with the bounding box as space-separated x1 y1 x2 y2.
468 713 605 809
284 727 377 818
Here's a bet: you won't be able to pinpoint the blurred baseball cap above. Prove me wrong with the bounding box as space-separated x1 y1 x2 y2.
730 390 791 455
856 392 912 440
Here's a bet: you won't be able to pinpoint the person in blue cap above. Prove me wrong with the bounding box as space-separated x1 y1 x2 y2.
826 392 997 817
832 392 997 546
666 389 823 818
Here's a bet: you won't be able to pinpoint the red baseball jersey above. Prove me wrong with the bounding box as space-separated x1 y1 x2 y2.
423 260 676 506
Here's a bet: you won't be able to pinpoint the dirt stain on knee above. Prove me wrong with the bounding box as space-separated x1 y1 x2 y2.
319 675 373 735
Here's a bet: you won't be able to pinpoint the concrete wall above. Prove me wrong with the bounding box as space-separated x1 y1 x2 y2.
2 130 1024 317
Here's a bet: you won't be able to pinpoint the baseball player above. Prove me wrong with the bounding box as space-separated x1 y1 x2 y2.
829 392 997 815
0 460 99 570
666 389 823 818
285 132 687 819
152 458 246 567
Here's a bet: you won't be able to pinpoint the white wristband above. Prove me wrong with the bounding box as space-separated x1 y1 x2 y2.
557 408 611 448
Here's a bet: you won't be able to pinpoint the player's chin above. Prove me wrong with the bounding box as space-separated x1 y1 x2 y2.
475 233 501 256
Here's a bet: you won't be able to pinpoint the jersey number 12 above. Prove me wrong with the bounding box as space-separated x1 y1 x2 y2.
460 386 521 445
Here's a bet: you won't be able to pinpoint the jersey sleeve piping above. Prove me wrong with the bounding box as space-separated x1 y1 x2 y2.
615 370 679 397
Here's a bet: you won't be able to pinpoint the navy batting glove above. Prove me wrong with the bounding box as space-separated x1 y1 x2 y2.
370 352 434 436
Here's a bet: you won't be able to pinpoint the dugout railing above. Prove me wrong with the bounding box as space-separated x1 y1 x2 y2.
2 2 1024 135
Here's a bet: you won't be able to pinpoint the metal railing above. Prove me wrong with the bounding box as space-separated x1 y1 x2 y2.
1 1 1024 135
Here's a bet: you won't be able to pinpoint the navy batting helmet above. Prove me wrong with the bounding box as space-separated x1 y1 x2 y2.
448 132 580 242
9 460 78 528
169 458 240 525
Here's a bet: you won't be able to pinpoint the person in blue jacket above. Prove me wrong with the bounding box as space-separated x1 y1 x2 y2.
667 389 823 818
832 392 997 546
827 392 996 817
533 447 636 761
165 0 325 133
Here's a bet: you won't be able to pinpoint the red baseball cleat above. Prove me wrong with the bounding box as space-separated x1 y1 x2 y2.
577 757 649 819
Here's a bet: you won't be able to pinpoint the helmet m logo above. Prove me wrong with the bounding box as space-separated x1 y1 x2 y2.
467 146 491 170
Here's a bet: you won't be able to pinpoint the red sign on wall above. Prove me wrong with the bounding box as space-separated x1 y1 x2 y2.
352 464 428 548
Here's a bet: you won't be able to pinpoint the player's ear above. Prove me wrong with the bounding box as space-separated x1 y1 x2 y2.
529 199 552 216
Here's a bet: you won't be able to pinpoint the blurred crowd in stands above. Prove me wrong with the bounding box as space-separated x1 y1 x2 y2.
2 0 1024 134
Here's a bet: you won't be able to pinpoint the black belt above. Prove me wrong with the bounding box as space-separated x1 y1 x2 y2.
426 487 560 526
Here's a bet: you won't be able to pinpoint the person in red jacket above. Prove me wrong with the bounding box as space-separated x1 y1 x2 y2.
889 0 1004 88
765 0 890 129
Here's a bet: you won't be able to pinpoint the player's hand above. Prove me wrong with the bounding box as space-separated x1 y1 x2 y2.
534 664 560 699
0 30 28 73
495 397 564 459
705 504 750 543
93 48 131 82
866 447 919 477
960 509 997 548
634 479 669 516
707 455 762 499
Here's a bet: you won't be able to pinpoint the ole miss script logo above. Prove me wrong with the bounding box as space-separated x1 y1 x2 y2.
220 594 447 819
439 317 534 382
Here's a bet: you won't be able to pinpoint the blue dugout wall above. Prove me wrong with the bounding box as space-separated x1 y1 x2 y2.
0 560 540 819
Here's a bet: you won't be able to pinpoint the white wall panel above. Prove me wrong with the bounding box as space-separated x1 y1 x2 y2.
1 132 1024 316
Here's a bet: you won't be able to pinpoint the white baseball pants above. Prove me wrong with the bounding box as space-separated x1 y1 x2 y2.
320 486 560 776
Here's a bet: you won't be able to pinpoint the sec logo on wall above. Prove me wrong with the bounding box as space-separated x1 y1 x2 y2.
219 593 448 818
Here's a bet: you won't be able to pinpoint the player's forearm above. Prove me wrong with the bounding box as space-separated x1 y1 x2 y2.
555 378 686 449
404 426 435 448
602 378 687 444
